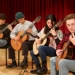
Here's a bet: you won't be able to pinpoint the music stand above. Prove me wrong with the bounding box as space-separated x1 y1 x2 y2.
19 66 29 75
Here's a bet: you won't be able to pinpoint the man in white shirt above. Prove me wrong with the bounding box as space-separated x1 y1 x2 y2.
7 12 38 68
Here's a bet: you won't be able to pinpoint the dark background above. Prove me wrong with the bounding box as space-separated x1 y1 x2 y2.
0 0 75 33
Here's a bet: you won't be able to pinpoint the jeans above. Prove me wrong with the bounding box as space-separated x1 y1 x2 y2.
0 39 7 47
50 57 75 75
30 45 56 65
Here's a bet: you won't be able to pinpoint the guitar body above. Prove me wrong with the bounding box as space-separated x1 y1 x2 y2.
56 43 73 71
33 34 47 55
0 33 3 38
11 30 29 50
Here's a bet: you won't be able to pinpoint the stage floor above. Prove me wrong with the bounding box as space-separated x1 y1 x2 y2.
0 49 73 75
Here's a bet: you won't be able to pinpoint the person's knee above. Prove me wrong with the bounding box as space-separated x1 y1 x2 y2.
50 57 56 63
38 46 43 52
22 41 28 45
59 59 65 67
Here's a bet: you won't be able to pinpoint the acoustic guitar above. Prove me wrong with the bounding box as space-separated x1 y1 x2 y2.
56 40 73 71
11 16 41 50
0 20 17 38
33 20 63 55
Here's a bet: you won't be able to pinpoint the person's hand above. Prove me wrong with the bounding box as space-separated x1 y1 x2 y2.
69 33 75 45
56 49 63 57
7 25 13 31
50 29 57 36
27 28 32 34
14 36 20 41
35 38 41 44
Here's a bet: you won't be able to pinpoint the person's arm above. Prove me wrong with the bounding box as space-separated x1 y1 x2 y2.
30 25 38 36
10 24 19 39
7 25 13 31
37 27 45 37
55 30 63 45
56 34 68 50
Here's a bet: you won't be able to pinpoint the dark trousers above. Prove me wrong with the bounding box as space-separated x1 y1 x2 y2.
8 40 34 59
30 45 56 65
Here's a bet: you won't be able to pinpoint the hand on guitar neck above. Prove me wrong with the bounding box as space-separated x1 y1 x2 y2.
50 29 57 37
26 28 32 34
56 49 63 58
69 32 75 45
7 25 13 31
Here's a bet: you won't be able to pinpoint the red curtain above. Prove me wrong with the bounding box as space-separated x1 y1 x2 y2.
0 0 75 33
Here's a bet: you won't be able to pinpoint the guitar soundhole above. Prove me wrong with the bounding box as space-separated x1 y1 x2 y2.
66 48 73 59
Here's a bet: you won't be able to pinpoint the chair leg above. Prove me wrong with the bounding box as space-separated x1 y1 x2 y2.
18 51 20 66
32 58 33 69
5 48 7 68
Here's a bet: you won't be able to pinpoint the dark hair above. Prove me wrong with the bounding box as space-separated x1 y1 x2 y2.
0 13 6 20
44 14 59 34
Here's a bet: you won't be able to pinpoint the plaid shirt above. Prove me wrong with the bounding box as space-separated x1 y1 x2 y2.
56 32 75 59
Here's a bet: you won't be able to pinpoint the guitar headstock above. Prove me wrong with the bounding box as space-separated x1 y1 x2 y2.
33 16 41 23
54 19 63 28
12 20 18 25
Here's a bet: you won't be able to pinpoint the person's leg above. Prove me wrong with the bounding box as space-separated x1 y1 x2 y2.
38 46 56 73
50 57 58 75
0 39 7 47
38 46 56 65
59 59 75 75
38 46 56 60
7 46 17 68
30 50 41 74
20 40 34 66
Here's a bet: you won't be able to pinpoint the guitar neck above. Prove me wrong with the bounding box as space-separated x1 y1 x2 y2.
63 41 70 52
41 32 50 42
0 20 16 33
41 23 58 42
21 22 35 38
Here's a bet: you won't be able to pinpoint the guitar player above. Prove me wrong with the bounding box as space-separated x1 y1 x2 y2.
50 14 75 75
0 13 12 47
30 14 63 74
7 12 38 68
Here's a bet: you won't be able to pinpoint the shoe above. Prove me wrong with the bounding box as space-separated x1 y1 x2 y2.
30 65 41 74
30 69 37 74
30 67 47 74
7 62 17 68
40 67 47 74
19 58 28 67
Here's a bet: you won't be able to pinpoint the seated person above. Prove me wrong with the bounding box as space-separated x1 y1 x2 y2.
50 14 75 75
7 12 38 68
30 14 63 74
0 13 12 47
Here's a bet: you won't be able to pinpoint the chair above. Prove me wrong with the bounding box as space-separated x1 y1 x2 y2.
0 44 20 68
18 50 34 69
0 44 10 68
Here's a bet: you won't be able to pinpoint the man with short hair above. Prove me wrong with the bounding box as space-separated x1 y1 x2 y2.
50 14 75 75
7 12 38 68
0 13 12 47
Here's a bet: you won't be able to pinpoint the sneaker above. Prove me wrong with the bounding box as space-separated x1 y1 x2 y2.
7 62 17 68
